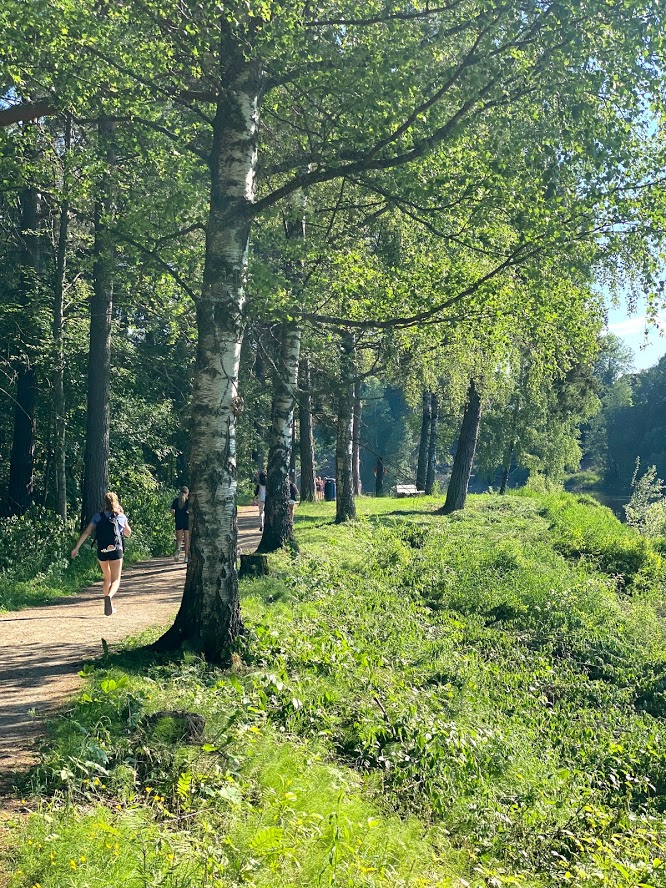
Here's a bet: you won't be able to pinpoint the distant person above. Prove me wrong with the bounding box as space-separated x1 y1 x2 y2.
71 491 132 616
315 476 324 501
288 475 299 524
171 486 190 563
254 470 267 531
374 457 386 496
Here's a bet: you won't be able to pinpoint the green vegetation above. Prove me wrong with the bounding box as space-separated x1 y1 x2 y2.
4 493 666 886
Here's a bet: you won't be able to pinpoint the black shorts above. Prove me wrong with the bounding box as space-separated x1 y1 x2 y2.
98 548 123 562
175 518 189 531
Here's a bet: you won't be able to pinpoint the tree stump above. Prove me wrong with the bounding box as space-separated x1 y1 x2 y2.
239 553 269 579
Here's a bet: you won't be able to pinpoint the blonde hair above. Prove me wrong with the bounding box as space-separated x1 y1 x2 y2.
179 486 189 509
104 491 122 514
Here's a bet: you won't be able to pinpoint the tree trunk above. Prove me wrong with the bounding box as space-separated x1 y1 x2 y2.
155 36 260 661
258 322 301 552
500 396 520 494
425 392 438 495
352 378 362 496
7 186 40 516
416 390 431 490
290 416 297 477
375 457 386 496
252 336 267 470
299 357 316 502
440 380 481 514
258 185 306 551
81 119 114 526
499 448 513 495
8 368 37 515
336 332 356 523
53 115 71 519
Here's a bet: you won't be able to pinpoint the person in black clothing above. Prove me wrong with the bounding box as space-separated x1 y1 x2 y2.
171 486 190 563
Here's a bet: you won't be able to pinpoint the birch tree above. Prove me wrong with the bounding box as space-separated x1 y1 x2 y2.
4 0 665 660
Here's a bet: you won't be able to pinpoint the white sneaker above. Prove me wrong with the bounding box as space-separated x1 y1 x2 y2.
184 556 189 564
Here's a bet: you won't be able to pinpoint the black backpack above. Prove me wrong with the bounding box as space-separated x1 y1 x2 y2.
96 511 123 554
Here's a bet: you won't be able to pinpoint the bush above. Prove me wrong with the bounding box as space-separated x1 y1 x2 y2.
0 507 75 582
528 490 665 592
108 467 174 557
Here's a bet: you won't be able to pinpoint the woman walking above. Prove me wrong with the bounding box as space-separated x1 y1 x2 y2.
71 491 132 615
171 485 190 563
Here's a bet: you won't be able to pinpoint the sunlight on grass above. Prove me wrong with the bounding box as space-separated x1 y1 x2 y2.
5 491 666 887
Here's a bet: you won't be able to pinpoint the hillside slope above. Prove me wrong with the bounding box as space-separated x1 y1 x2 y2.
4 493 666 887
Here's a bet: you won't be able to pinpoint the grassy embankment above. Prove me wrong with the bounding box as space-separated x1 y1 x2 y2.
3 492 666 887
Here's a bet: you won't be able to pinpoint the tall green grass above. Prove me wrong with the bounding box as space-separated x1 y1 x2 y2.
5 492 666 887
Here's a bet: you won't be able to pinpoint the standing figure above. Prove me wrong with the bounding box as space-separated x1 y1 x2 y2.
288 474 299 526
254 470 267 531
71 491 132 615
374 457 386 496
171 485 190 563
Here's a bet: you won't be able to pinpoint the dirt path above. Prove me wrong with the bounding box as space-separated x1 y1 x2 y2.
0 505 263 788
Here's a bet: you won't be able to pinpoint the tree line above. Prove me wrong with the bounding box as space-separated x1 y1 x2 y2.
2 0 665 660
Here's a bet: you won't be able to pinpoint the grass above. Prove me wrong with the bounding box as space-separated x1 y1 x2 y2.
4 492 666 886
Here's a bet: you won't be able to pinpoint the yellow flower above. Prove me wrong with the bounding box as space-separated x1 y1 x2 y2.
69 859 77 870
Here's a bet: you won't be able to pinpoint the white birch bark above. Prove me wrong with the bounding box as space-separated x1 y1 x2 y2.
157 33 261 660
258 323 301 551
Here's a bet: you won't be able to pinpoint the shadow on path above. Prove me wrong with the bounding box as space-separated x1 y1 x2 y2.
0 506 260 791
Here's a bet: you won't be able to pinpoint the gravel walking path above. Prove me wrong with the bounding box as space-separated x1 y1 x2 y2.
0 506 263 790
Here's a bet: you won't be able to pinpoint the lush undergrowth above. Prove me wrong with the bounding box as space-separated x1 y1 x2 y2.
4 493 666 886
0 487 174 611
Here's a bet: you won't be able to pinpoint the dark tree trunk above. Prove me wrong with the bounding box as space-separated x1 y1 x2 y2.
440 380 481 515
416 390 431 490
8 368 37 515
352 378 362 496
375 457 386 496
7 186 40 516
53 115 71 519
299 357 316 502
253 335 267 470
258 322 301 552
290 417 297 477
336 332 356 522
425 392 438 495
155 33 261 661
500 396 520 494
499 449 513 495
81 119 114 526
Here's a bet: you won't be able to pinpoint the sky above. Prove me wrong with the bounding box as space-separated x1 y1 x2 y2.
606 303 666 372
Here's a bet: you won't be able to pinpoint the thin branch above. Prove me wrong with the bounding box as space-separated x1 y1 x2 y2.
114 230 198 301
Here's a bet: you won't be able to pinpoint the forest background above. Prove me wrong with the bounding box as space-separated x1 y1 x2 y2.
1 0 666 659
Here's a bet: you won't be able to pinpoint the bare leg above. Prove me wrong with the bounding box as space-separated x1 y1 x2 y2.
175 529 184 559
99 559 112 597
183 529 190 559
258 502 265 531
108 558 123 599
